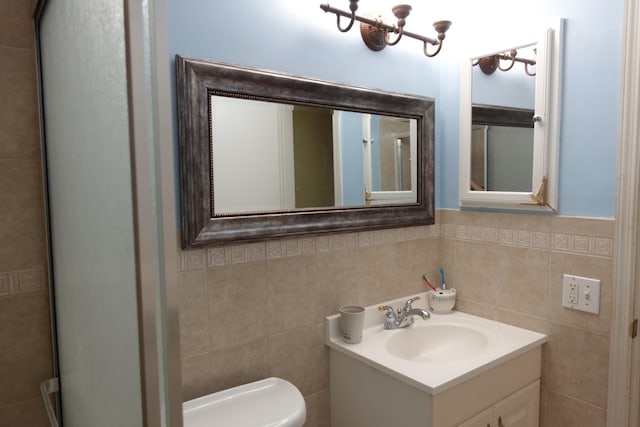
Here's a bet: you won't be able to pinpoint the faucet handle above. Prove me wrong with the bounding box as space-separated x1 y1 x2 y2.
403 296 421 310
378 305 393 312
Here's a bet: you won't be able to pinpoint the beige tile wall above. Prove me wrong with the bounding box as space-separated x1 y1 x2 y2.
178 210 614 427
178 225 441 427
439 210 613 427
0 1 53 426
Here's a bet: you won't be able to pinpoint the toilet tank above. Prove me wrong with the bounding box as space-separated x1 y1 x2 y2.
182 377 306 427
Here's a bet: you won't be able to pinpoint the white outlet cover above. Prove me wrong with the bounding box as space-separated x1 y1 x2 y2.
562 274 601 314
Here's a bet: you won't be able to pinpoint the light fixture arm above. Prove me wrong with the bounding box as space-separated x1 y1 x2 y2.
475 49 537 76
334 0 360 32
384 4 410 46
423 21 450 57
423 40 442 58
497 49 518 72
320 2 451 57
384 25 404 46
525 63 536 76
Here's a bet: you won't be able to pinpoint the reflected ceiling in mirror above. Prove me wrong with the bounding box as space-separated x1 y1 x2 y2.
176 56 434 247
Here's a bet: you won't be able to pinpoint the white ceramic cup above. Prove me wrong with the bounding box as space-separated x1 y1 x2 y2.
339 305 365 344
428 289 457 313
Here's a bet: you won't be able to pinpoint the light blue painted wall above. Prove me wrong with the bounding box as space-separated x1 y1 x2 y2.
472 65 536 110
340 112 365 206
168 0 623 219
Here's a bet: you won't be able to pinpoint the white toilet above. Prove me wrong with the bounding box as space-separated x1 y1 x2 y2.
182 377 306 427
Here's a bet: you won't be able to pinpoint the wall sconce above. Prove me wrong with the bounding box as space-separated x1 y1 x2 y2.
320 1 451 57
474 49 537 76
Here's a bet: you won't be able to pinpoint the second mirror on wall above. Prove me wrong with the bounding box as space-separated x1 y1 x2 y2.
459 19 564 211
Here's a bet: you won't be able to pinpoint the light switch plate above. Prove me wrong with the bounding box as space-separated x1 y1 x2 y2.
562 274 601 314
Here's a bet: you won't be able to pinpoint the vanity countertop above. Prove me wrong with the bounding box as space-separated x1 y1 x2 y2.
326 292 547 395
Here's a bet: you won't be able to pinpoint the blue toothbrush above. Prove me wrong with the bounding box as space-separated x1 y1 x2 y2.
439 267 446 290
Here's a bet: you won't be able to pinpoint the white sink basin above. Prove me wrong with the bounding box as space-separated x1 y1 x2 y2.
385 322 493 362
326 292 547 394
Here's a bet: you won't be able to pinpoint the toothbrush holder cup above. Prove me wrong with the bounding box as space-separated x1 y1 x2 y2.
428 289 456 314
338 305 365 344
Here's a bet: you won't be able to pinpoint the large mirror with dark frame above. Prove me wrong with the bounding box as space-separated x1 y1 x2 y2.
176 55 434 248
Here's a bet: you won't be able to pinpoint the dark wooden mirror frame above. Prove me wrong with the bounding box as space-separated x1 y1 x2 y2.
176 55 435 248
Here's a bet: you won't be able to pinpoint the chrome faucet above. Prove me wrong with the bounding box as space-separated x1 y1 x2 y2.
378 296 431 329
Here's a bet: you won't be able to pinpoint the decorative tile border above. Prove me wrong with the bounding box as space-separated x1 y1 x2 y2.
177 217 614 271
179 224 440 270
318 234 358 252
395 224 440 241
178 249 207 271
550 234 614 257
0 267 46 297
442 224 613 258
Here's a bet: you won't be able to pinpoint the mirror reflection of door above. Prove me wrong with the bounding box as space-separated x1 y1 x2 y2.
396 136 412 191
363 115 417 205
361 113 377 200
378 116 412 192
292 106 335 208
210 95 296 215
471 125 487 190
471 124 534 191
343 113 417 206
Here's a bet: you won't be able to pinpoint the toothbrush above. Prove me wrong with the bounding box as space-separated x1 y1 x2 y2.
422 274 438 292
439 267 446 290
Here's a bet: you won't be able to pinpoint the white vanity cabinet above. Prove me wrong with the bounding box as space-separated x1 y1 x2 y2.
460 408 493 427
326 298 547 427
330 346 542 427
458 380 540 427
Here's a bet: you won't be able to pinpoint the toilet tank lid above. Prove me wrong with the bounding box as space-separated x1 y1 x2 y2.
183 377 306 427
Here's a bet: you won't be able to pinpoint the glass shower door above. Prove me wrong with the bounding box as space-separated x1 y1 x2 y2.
35 0 181 425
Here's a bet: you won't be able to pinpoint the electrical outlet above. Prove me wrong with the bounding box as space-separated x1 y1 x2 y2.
562 274 601 314
568 283 579 304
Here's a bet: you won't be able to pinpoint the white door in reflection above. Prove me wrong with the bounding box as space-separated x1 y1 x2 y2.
211 96 296 215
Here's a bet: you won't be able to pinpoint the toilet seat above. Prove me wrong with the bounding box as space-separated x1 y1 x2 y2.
183 377 306 427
